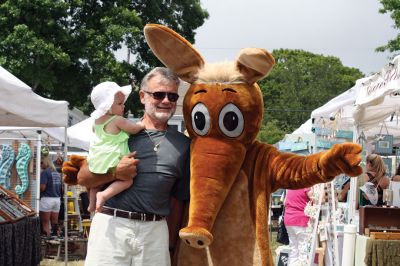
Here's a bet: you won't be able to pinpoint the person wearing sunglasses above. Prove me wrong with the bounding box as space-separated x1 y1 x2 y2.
84 67 190 266
142 90 180 102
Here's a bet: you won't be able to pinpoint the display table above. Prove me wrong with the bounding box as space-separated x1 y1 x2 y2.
0 186 40 266
365 238 400 266
355 234 400 266
359 206 400 235
0 216 41 266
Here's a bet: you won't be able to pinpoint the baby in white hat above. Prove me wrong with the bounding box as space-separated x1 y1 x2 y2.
87 81 144 212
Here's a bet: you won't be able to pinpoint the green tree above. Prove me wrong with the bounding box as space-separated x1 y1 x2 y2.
377 0 400 53
257 120 286 144
0 0 208 115
259 49 364 134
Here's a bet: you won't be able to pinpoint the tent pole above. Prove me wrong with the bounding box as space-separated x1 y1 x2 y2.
348 125 360 224
63 126 69 265
36 131 41 214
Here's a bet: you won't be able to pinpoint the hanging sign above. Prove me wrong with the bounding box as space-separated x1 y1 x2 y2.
355 56 400 107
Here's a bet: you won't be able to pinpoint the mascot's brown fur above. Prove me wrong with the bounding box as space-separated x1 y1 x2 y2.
63 24 362 266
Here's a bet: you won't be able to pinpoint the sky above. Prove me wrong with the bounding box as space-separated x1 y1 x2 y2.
193 0 398 75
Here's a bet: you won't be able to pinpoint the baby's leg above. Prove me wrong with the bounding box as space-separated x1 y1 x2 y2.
96 178 133 212
88 186 100 213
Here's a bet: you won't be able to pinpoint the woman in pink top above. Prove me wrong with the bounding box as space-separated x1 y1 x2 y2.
284 188 312 265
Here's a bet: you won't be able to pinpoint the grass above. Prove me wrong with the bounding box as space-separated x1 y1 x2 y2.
270 231 284 255
40 259 84 266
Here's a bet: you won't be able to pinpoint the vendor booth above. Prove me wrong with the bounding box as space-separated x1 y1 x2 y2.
0 66 69 265
0 65 68 213
276 56 400 266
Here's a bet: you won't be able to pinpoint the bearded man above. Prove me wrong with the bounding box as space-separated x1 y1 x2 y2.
84 67 190 266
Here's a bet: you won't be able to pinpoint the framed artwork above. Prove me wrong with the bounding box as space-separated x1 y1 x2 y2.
335 130 353 140
375 135 393 155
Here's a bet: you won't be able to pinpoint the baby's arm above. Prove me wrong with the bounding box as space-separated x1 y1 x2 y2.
115 116 145 134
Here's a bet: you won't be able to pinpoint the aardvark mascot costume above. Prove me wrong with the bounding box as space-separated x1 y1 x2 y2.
63 24 362 266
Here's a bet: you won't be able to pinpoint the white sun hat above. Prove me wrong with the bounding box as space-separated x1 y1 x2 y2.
360 182 378 205
90 81 132 119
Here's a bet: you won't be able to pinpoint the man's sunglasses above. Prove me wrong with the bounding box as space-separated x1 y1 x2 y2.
142 90 179 102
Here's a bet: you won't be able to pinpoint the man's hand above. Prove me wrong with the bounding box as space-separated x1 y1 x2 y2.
64 152 139 188
116 152 139 181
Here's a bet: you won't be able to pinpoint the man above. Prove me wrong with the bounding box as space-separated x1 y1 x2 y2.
84 67 190 265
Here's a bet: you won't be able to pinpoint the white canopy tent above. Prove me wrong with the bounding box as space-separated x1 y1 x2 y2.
0 66 68 127
0 119 93 152
310 55 400 139
292 118 313 135
0 66 69 210
310 78 363 121
43 117 93 151
305 56 400 222
66 117 92 151
0 66 72 263
38 123 92 152
349 57 400 221
0 126 66 144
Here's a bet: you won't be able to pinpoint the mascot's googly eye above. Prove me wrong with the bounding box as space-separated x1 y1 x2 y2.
191 103 210 136
218 103 244 138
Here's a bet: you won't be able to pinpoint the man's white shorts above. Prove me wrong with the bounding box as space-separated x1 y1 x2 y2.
85 212 170 266
39 197 61 212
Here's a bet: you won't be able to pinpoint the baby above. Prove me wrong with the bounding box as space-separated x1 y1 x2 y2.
87 81 144 212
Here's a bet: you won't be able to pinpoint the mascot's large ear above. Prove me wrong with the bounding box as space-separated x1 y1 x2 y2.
144 24 205 83
235 48 275 84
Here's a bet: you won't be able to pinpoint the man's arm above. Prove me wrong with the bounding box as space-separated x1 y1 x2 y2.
167 197 185 257
76 161 116 187
63 152 139 188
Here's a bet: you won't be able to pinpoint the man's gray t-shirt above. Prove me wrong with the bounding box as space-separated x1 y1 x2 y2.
105 127 190 216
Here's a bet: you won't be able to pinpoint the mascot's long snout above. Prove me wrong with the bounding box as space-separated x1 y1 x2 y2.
179 138 246 248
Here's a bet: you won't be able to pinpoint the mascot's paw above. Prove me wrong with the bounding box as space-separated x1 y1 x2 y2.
319 143 363 178
61 155 87 185
179 226 213 249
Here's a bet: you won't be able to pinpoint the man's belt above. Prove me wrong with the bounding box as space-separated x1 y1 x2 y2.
100 206 164 221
